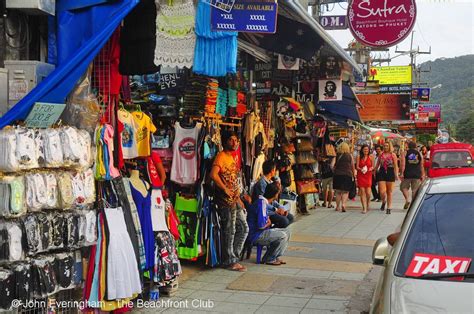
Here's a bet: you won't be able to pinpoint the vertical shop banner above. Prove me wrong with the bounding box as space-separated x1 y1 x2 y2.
357 94 411 121
318 79 342 101
348 0 417 48
412 88 431 101
370 66 412 85
211 0 278 33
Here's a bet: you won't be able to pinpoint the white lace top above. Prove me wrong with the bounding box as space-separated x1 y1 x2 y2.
154 0 196 68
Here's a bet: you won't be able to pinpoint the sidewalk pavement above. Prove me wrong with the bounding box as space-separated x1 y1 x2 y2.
138 187 408 313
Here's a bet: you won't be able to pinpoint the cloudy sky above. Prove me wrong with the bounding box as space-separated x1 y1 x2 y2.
321 0 473 66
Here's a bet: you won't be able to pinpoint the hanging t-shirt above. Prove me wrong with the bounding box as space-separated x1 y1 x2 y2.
150 189 169 232
132 111 157 157
147 151 164 188
118 110 138 159
170 122 202 185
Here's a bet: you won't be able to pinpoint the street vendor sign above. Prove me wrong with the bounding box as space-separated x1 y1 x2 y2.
25 102 66 128
211 0 278 33
370 66 412 85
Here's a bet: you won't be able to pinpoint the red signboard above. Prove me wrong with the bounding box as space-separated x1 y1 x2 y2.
348 0 417 48
357 94 411 121
405 253 471 280
415 121 438 129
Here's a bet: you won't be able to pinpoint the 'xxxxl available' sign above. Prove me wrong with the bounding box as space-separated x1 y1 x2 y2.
211 0 278 33
405 253 471 279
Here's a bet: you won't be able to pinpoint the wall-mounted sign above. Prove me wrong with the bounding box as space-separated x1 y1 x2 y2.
415 121 439 130
379 84 412 94
370 66 412 85
348 0 417 48
357 94 411 121
418 103 441 119
412 88 431 101
319 79 342 102
211 0 278 33
319 15 348 30
25 102 66 128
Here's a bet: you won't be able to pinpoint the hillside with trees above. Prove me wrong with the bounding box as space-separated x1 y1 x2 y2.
419 55 474 142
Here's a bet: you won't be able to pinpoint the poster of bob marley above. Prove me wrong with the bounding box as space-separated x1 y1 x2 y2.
318 79 342 101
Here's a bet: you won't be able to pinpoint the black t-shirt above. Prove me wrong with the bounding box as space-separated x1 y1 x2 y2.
320 158 334 179
404 149 422 179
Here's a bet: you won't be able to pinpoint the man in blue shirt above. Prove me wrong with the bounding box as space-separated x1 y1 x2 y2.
252 160 294 228
247 182 291 265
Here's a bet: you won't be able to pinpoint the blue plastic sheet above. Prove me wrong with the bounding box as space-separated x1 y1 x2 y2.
318 84 362 123
0 0 139 129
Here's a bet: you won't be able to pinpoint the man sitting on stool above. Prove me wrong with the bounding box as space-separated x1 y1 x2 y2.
252 160 294 228
247 182 291 265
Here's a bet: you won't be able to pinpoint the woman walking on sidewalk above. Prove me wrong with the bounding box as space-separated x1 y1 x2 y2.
375 142 399 214
333 143 356 212
356 144 374 214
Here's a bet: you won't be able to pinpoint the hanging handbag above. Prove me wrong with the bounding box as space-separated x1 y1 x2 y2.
325 144 337 157
296 179 319 195
349 179 357 199
296 138 313 152
296 165 315 180
296 152 317 164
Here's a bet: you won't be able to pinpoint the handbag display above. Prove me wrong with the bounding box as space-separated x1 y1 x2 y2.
324 144 337 157
296 165 315 180
296 138 313 152
296 179 319 195
296 152 317 164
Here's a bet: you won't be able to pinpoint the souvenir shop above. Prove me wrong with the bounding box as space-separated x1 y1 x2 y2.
0 0 364 311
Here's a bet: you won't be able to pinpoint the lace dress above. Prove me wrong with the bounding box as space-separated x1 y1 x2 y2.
154 0 196 68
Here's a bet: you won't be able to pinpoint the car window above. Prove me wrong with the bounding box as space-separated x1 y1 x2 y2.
432 151 473 168
395 193 474 278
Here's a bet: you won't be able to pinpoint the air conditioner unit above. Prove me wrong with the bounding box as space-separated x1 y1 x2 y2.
4 60 55 110
6 0 55 15
0 68 8 117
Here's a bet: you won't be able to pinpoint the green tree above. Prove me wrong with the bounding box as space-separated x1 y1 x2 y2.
455 112 474 144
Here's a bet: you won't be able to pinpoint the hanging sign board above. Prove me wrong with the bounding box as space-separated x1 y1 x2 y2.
348 0 417 48
319 15 348 30
25 102 66 128
418 103 441 119
211 0 278 33
412 88 431 101
370 66 412 85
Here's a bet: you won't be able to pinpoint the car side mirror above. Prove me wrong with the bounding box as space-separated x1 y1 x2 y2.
372 237 390 265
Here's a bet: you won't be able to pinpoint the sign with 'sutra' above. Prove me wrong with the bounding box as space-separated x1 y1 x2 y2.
348 0 416 48
25 102 66 128
211 0 278 33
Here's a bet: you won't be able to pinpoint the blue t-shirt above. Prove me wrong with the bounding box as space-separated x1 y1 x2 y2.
251 177 284 215
247 197 270 243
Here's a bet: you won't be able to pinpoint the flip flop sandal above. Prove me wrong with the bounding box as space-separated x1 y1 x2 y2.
277 259 287 264
265 260 282 266
229 263 247 272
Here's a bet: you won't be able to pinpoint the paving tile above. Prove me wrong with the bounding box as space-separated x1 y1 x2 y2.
329 272 366 281
199 283 230 292
295 269 333 279
226 292 272 304
311 295 351 301
193 274 239 284
173 288 197 298
187 290 233 302
211 301 260 313
300 310 346 314
256 305 301 314
179 280 207 290
263 295 310 308
304 299 348 310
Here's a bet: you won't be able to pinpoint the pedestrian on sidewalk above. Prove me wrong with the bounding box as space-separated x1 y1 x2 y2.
252 160 294 228
333 142 356 212
247 182 291 266
210 131 249 272
356 144 375 214
319 156 335 208
399 141 425 209
371 145 382 201
375 142 399 214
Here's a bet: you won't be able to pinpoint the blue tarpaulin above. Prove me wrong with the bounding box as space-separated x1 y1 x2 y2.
0 0 139 129
318 84 362 123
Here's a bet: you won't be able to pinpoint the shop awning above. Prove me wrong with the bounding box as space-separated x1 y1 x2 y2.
239 0 361 74
0 0 139 129
318 84 362 123
318 112 350 128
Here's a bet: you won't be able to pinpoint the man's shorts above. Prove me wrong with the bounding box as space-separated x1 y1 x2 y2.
321 177 333 192
400 178 421 191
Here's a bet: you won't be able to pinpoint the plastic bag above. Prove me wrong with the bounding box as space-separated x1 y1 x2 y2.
61 64 100 134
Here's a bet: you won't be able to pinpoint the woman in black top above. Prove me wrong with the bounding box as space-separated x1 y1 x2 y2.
333 143 356 212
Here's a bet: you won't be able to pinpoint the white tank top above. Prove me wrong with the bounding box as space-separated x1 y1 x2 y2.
170 122 202 185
